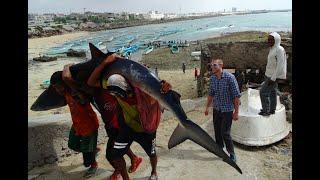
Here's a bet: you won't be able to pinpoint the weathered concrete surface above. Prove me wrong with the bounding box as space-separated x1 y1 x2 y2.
28 113 108 171
28 98 207 171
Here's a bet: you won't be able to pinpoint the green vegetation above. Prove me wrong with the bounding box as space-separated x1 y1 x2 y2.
87 15 107 23
35 26 43 32
53 17 66 24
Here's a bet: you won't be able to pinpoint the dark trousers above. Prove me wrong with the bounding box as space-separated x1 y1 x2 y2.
259 76 278 112
68 127 98 167
82 152 96 167
213 110 235 155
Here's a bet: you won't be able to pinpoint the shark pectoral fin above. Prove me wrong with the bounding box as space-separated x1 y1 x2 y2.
168 123 189 149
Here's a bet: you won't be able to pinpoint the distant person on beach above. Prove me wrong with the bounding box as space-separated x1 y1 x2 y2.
182 63 186 73
155 67 159 77
62 62 143 180
50 71 100 178
204 59 241 163
194 67 198 80
259 32 287 116
87 54 172 180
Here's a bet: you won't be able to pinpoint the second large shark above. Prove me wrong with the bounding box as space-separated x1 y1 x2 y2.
31 43 242 174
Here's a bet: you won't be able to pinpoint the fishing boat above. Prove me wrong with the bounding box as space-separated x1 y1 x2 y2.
143 46 154 55
170 44 179 54
191 51 201 61
118 44 140 57
230 88 290 146
66 49 86 57
33 56 57 62
106 36 114 42
40 80 50 89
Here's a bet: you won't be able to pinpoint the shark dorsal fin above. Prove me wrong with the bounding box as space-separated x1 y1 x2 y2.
89 43 105 59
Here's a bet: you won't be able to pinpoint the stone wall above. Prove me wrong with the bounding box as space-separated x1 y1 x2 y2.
28 114 108 171
198 40 292 97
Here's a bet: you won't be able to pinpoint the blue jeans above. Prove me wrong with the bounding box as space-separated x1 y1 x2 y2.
213 110 235 155
259 76 278 112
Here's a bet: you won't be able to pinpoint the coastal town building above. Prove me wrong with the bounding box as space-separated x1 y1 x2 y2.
164 13 178 19
145 11 165 20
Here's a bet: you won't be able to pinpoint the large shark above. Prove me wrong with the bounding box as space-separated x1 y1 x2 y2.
31 43 242 174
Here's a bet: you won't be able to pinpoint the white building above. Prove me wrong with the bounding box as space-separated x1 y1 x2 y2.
232 7 237 12
146 11 164 20
164 13 177 19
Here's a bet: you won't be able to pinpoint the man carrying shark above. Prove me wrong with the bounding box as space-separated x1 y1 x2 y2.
87 53 172 180
62 62 145 179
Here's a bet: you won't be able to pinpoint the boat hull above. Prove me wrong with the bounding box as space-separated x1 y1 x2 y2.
231 88 290 146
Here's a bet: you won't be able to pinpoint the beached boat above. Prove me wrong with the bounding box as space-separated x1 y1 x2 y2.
191 51 201 61
66 49 86 57
33 56 57 62
118 44 140 57
40 80 50 89
230 88 290 146
106 36 114 42
170 44 179 54
177 41 190 47
143 46 154 55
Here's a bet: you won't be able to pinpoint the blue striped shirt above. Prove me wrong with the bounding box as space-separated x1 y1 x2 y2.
208 71 241 112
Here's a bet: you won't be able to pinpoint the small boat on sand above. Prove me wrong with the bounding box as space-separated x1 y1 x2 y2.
143 46 154 55
66 49 86 57
231 88 290 146
170 44 179 54
106 36 114 42
33 56 57 62
40 80 50 89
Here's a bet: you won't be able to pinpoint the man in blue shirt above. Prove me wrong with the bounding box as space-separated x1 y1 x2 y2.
204 59 241 163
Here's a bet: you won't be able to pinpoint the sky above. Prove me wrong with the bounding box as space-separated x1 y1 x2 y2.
28 0 292 14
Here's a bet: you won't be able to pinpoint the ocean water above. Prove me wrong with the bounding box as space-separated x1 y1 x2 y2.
46 11 292 55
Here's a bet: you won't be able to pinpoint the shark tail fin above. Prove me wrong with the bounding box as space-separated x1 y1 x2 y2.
168 119 242 174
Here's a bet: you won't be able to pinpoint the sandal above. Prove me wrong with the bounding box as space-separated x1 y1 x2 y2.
128 157 143 173
149 174 158 180
109 171 121 180
84 166 97 178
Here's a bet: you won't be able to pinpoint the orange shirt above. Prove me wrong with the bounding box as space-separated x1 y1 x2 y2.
65 92 99 136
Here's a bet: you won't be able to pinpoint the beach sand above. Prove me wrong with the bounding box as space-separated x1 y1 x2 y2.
28 31 89 59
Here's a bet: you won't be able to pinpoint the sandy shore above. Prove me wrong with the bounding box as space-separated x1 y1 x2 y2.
28 31 90 59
